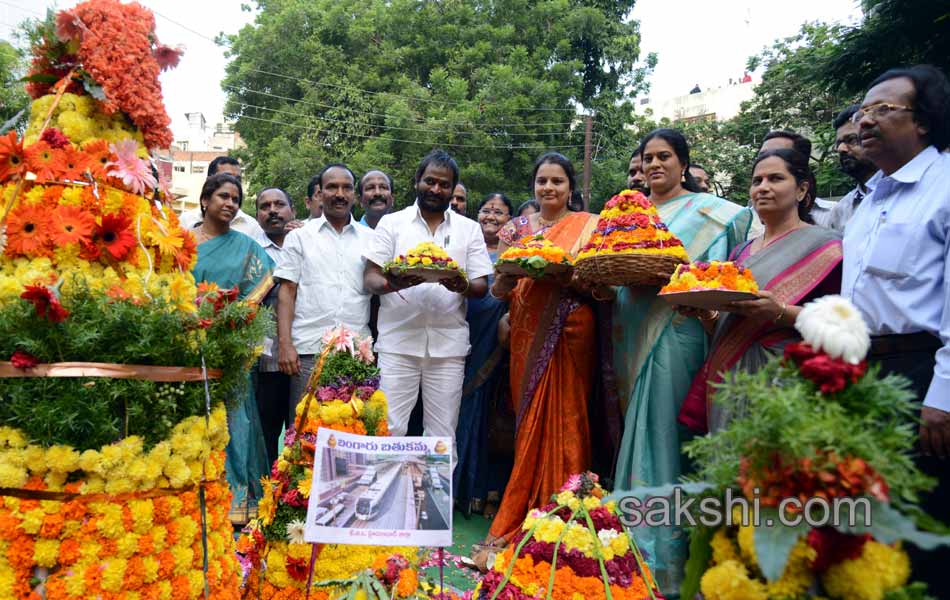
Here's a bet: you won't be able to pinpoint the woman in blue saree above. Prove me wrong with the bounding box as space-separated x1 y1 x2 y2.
455 193 515 518
191 173 275 525
612 129 751 595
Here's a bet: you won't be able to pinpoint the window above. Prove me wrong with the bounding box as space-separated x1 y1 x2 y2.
191 165 205 174
174 165 186 173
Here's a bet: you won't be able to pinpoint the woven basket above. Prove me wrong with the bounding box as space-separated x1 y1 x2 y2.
574 253 687 287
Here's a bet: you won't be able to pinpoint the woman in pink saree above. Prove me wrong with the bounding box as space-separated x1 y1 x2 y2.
679 149 843 433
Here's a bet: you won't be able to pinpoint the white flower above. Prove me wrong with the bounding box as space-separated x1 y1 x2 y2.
286 519 307 544
597 528 619 546
794 295 870 364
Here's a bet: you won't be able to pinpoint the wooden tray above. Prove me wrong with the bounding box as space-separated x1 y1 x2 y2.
659 289 758 310
495 261 573 280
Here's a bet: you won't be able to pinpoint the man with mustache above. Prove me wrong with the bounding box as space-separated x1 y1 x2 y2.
275 163 374 416
358 169 395 229
451 182 468 216
627 144 649 195
254 187 295 465
827 105 878 232
364 150 492 467
304 174 324 220
842 64 950 598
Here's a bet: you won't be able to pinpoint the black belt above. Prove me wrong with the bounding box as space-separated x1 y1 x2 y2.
869 332 942 357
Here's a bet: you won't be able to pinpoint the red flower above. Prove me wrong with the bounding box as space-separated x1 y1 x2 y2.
285 556 310 582
153 44 184 71
20 285 69 323
96 212 136 260
784 342 867 393
10 351 39 369
807 528 870 572
40 128 71 149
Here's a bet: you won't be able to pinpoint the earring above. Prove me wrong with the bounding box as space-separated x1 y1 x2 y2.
681 172 687 182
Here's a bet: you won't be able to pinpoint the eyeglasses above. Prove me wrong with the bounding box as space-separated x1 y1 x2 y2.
851 102 913 124
477 208 510 217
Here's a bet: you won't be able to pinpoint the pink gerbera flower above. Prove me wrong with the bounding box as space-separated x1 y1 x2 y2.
153 44 184 71
107 140 157 195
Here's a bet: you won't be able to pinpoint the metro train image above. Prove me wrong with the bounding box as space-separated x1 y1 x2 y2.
357 465 377 487
429 466 443 491
355 464 401 520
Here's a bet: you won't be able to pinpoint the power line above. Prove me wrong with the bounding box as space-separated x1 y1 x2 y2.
0 0 42 16
227 86 585 137
226 85 580 130
233 112 589 151
247 67 580 112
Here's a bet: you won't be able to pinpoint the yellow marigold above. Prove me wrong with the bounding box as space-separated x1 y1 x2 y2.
101 557 127 592
33 539 59 568
821 541 910 600
736 521 757 568
20 508 45 535
0 463 27 488
710 528 741 565
700 559 768 600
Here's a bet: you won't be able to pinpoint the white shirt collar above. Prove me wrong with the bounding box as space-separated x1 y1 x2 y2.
315 214 356 233
886 145 939 184
412 200 453 227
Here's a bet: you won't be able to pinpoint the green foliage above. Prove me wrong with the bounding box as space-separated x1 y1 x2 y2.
0 40 29 131
223 0 652 214
317 351 380 387
683 358 933 508
813 0 950 97
0 282 271 450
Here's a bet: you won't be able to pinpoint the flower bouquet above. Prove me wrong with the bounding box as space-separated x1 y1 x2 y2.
477 472 664 600
574 190 688 286
238 326 418 599
384 242 465 283
0 3 271 598
679 297 949 600
495 234 573 280
658 261 759 309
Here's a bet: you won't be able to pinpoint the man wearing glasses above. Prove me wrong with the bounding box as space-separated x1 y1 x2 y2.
827 105 878 231
842 64 950 597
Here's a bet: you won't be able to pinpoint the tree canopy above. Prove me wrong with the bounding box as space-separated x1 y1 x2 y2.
222 0 652 214
0 41 29 131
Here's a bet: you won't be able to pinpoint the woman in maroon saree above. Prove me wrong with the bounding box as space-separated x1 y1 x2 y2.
679 149 843 433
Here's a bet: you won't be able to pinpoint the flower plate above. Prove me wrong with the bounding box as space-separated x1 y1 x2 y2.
385 265 462 282
659 289 758 310
495 260 573 280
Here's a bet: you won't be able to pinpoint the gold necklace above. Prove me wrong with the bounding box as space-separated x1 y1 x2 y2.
537 210 569 228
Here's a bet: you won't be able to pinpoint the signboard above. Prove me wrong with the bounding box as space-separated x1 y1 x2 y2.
304 429 453 547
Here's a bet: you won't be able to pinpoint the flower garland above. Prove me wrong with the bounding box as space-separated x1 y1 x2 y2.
0 407 242 599
576 190 688 262
477 472 662 600
659 261 758 294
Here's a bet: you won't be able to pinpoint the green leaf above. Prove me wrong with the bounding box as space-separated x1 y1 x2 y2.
20 72 59 84
832 498 950 551
82 76 108 101
753 507 810 581
680 524 713 600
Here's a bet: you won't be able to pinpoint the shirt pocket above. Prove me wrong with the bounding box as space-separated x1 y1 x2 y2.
865 222 920 279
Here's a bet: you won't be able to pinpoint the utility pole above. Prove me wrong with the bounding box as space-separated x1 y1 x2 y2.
582 115 592 211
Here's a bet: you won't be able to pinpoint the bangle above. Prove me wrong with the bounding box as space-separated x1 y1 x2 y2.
591 288 611 302
701 310 720 322
774 302 788 323
461 278 470 295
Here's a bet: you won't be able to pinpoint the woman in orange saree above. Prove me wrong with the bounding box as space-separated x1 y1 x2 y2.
484 153 610 545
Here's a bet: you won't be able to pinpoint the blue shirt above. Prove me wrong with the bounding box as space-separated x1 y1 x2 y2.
842 146 950 411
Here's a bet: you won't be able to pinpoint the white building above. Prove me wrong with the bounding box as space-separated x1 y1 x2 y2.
168 113 245 213
637 74 761 123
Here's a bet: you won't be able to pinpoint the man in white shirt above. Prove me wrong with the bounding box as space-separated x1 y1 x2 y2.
254 187 295 465
304 174 324 220
179 156 268 241
364 150 492 463
827 104 878 232
275 164 374 416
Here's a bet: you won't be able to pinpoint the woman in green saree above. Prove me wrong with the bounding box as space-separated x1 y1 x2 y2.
191 173 275 525
612 129 751 595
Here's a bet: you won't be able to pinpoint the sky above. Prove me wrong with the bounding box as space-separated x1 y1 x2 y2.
1 0 864 140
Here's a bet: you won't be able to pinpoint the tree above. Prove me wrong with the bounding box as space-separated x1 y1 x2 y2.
221 0 649 215
0 41 29 131
815 0 950 97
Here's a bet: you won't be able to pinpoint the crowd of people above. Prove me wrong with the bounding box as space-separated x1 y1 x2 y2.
186 64 950 597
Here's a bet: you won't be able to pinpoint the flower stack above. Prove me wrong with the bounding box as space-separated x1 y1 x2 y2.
0 2 269 598
659 261 758 294
477 472 663 600
384 242 463 276
683 296 947 600
238 326 417 599
496 234 573 279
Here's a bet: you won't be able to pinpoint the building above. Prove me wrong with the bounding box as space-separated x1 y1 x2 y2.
167 112 245 213
637 73 760 123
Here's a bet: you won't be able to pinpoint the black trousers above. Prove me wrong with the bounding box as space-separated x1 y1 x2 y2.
872 345 949 598
254 370 291 467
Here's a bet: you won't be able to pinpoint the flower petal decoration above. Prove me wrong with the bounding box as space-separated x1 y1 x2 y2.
106 140 156 195
24 141 62 182
96 211 136 260
794 295 870 364
153 44 184 71
0 131 26 181
51 204 96 247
